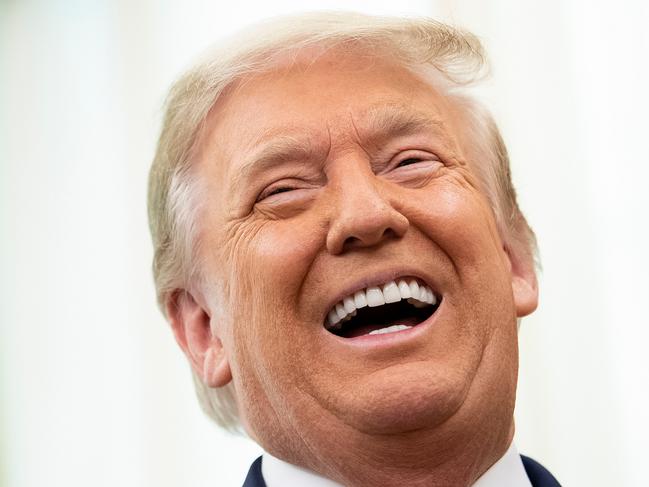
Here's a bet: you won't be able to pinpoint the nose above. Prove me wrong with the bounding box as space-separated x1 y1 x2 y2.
326 169 409 255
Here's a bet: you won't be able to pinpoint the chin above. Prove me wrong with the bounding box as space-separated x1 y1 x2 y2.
329 360 472 435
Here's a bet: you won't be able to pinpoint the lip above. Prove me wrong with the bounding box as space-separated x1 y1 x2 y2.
322 266 441 324
326 295 444 349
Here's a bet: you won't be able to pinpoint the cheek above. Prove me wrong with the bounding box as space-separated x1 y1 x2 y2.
221 214 325 360
241 220 325 326
222 220 328 441
408 179 506 274
403 181 515 330
254 218 323 277
215 214 322 298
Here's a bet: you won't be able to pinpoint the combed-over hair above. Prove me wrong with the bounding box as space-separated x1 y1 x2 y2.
147 11 537 432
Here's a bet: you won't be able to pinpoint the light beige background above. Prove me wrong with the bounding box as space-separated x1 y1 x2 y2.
1 0 647 486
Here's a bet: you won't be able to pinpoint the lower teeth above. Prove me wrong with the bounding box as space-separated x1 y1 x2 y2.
368 324 412 335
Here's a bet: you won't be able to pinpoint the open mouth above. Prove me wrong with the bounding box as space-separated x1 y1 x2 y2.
324 278 440 339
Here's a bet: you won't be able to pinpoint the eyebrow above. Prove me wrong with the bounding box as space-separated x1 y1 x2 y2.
230 103 448 190
359 103 448 146
230 134 321 192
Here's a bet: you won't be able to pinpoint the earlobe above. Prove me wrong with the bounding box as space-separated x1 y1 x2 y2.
512 274 538 317
165 290 232 388
504 244 539 318
203 344 233 387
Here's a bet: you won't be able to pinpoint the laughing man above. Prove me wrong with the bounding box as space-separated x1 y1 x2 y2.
147 12 561 487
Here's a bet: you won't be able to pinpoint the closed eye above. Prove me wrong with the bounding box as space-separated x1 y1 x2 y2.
391 150 441 170
256 185 296 202
397 157 425 167
266 186 294 197
256 177 322 204
378 150 443 187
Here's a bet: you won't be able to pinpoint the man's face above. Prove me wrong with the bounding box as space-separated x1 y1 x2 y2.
193 51 533 462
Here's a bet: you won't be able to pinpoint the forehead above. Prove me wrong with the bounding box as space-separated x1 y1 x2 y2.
195 50 462 182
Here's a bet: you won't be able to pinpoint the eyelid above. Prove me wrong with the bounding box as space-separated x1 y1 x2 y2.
258 184 294 201
256 178 317 203
387 150 441 171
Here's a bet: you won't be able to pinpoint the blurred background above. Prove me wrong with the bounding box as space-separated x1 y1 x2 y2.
1 0 648 485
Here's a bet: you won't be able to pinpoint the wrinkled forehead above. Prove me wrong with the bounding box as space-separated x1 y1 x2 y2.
193 48 466 189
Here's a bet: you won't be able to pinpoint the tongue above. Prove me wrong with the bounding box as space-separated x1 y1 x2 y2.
341 316 421 338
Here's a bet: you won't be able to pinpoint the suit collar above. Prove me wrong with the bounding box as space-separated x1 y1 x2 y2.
243 442 559 486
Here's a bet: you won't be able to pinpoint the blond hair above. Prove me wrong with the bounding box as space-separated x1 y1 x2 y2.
147 11 537 432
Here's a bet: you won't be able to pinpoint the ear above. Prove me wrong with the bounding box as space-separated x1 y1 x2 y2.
165 290 232 388
504 244 538 317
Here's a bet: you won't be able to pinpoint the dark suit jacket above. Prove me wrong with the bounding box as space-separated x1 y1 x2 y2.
242 455 561 487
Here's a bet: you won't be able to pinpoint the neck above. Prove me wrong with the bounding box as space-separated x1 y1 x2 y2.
270 415 515 487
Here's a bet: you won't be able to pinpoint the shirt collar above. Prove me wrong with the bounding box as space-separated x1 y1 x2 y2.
262 451 341 487
261 442 532 487
473 443 532 487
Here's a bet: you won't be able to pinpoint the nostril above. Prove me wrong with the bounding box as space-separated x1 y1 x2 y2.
382 228 398 240
342 235 362 250
342 227 401 252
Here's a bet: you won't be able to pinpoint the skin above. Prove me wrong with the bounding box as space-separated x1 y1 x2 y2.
168 50 538 487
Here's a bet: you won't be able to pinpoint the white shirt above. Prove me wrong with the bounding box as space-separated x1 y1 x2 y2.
262 442 532 487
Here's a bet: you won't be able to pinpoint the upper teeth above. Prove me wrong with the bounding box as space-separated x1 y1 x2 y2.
326 278 437 328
